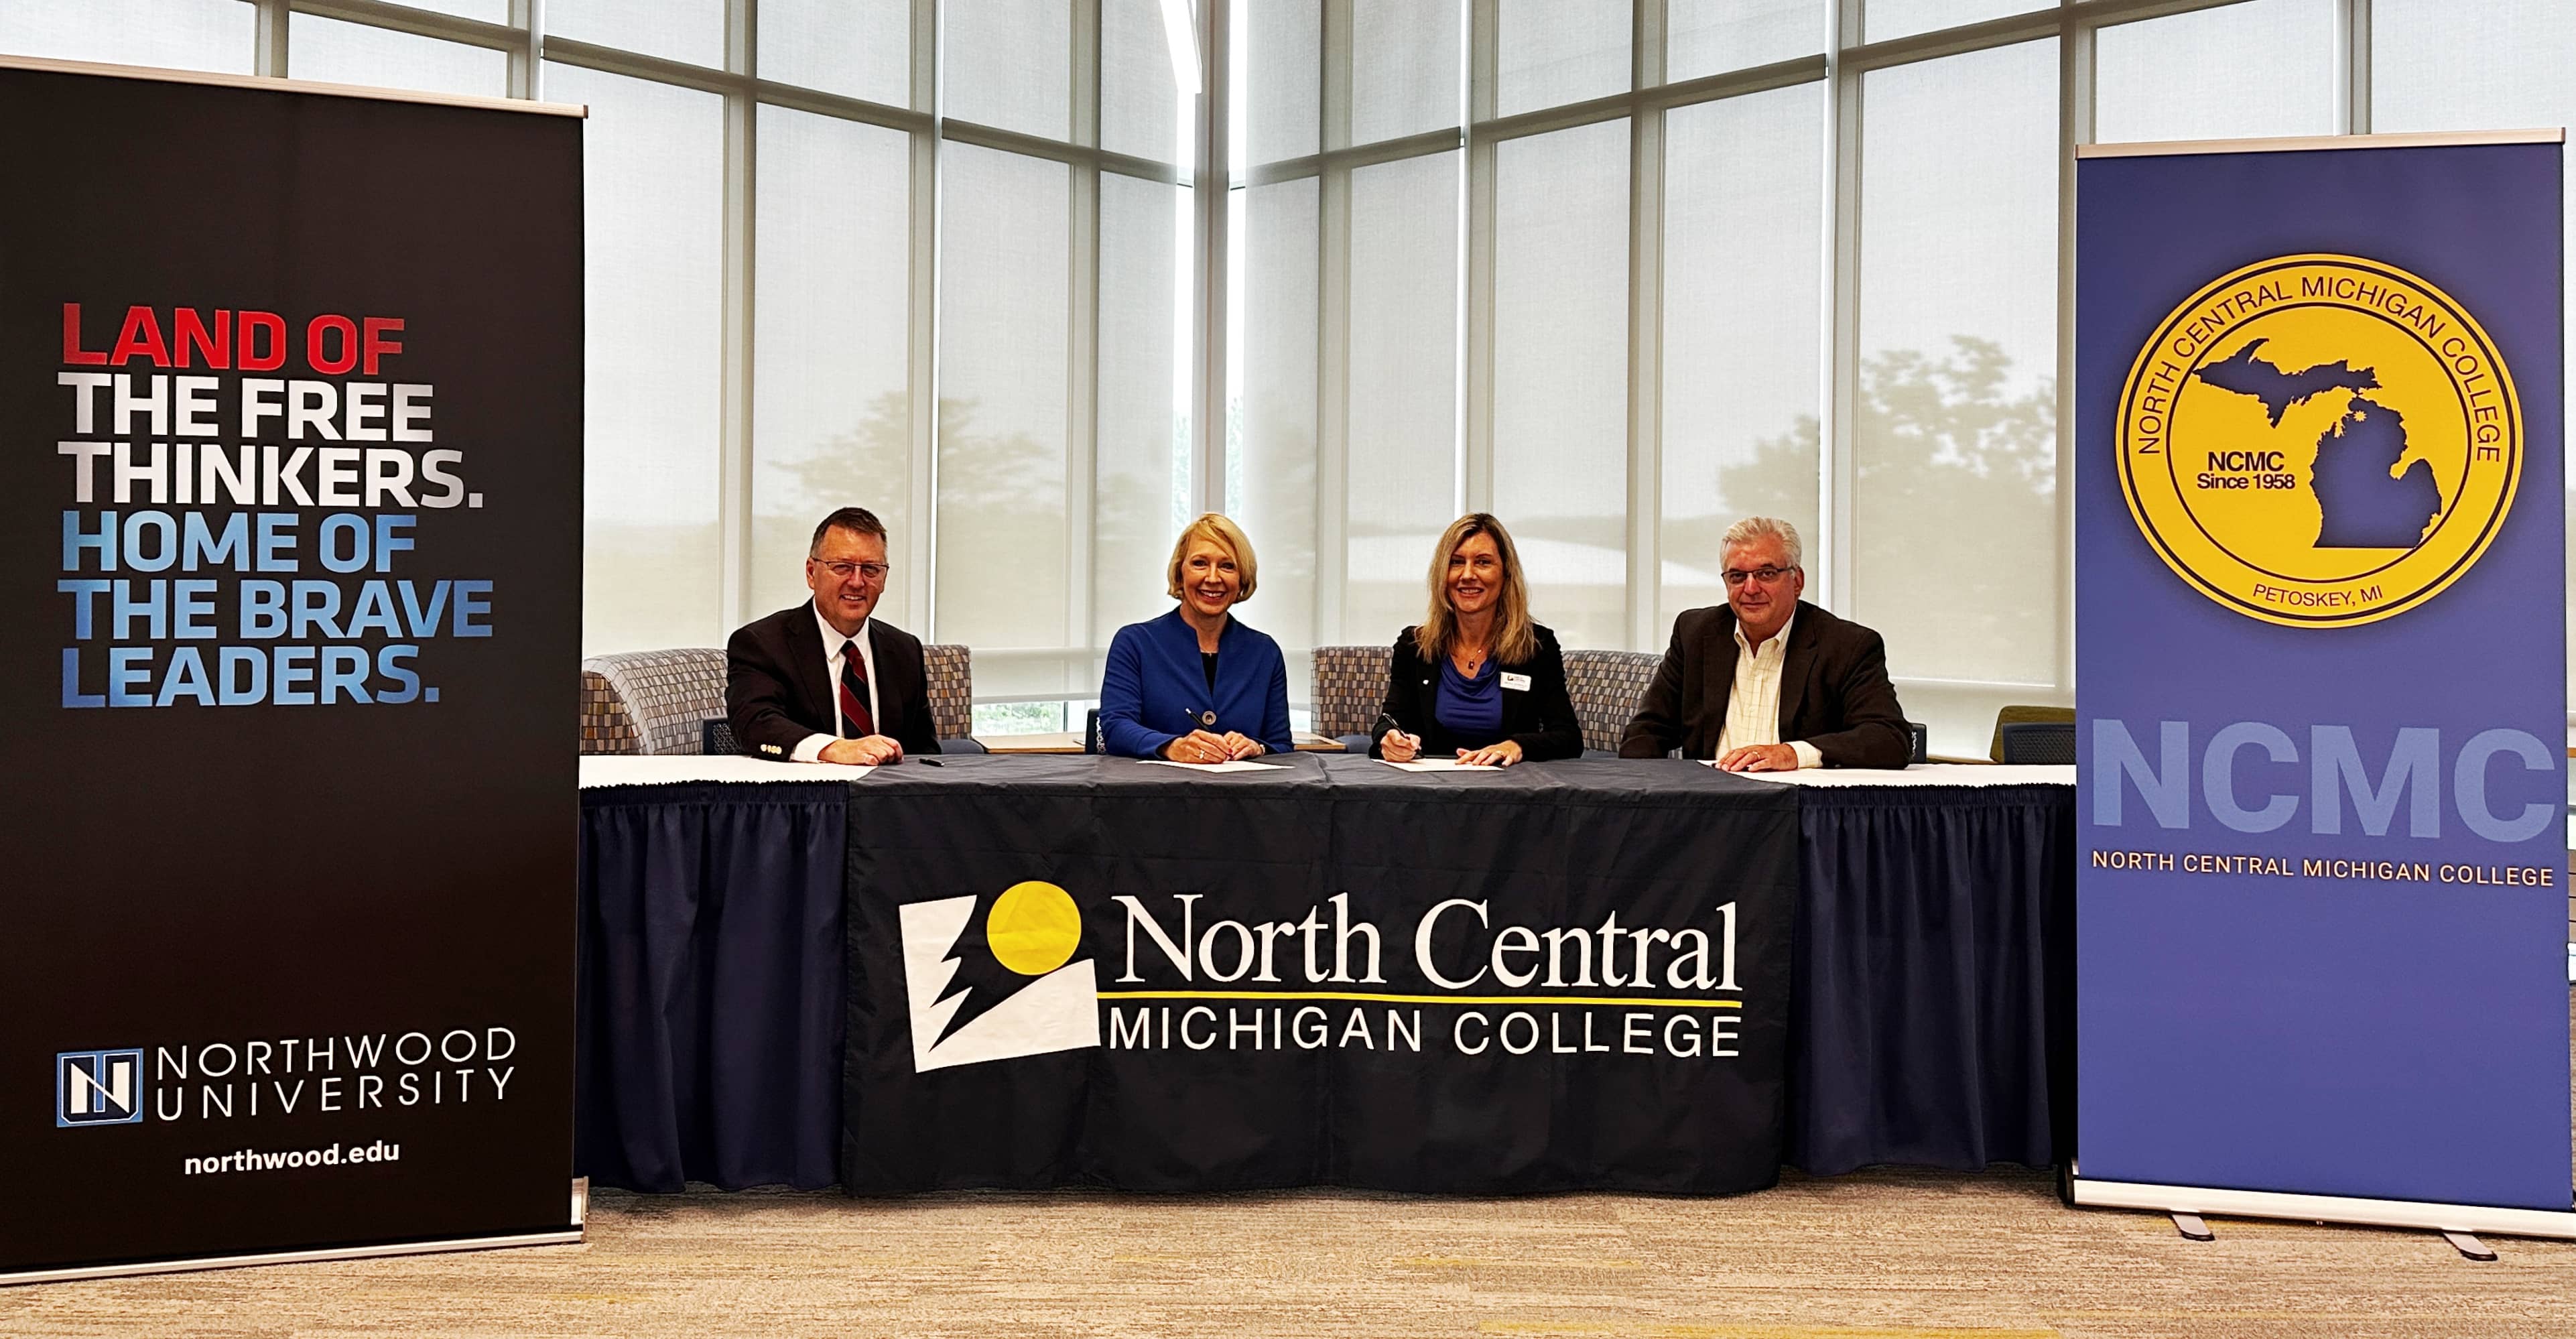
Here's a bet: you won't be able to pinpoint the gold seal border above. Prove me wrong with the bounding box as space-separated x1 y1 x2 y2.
2115 253 2521 629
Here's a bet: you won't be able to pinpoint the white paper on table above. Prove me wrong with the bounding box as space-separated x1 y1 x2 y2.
1137 759 1287 773
1719 761 2074 788
1374 758 1497 771
578 755 880 787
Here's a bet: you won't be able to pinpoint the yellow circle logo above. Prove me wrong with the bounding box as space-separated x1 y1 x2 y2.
2117 254 2520 627
986 881 1082 977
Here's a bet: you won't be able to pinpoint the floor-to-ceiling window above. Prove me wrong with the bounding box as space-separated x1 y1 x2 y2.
15 0 2569 749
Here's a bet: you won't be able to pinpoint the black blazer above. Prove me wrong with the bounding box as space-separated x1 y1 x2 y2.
725 603 941 759
1617 600 1908 767
1371 624 1583 761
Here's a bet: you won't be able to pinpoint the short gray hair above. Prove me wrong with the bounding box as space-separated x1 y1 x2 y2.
1721 516 1803 569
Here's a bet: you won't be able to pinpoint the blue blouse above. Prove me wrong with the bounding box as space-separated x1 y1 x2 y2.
1433 653 1503 741
1098 609 1295 759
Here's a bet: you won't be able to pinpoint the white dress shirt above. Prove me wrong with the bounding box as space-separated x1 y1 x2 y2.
789 604 879 763
1714 613 1823 770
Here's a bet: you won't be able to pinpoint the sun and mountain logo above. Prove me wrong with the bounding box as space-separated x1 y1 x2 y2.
2117 253 2520 628
898 880 1100 1072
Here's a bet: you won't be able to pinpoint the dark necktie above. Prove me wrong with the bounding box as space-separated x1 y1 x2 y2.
838 638 876 739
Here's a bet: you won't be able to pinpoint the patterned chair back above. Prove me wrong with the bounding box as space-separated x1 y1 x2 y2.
578 667 641 755
580 649 728 756
1308 645 1394 740
921 643 975 743
1561 649 1661 755
578 643 978 754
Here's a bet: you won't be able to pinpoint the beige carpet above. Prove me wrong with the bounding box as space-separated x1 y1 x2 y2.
15 997 2576 1339
7 1165 2574 1338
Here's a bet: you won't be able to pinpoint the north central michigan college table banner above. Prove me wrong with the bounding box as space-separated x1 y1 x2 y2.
842 758 1798 1195
0 62 584 1279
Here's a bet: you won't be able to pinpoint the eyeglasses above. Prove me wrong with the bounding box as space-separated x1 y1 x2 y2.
820 561 892 582
1722 566 1794 587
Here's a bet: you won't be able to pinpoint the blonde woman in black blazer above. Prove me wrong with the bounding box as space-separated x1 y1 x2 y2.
1372 513 1584 766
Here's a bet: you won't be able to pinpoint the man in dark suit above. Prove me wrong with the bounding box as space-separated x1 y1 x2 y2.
726 507 940 764
1619 517 1909 770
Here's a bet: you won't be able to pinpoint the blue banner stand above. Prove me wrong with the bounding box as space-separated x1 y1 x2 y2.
2072 129 2576 1247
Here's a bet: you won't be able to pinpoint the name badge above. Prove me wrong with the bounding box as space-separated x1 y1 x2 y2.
1499 672 1532 692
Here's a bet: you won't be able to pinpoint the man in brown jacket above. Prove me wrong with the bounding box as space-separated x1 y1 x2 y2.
1618 517 1910 770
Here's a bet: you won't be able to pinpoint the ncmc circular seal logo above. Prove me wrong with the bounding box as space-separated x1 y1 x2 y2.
2117 253 2520 628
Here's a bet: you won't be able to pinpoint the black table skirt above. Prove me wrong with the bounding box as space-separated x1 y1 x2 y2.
574 773 2074 1192
1789 785 2076 1176
576 781 850 1192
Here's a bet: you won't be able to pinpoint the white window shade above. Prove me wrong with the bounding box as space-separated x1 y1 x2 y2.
2094 0 2334 145
750 107 913 630
942 0 1072 140
1492 119 1630 650
1238 0 1320 168
936 144 1072 667
288 14 506 99
1668 0 1823 81
1497 0 1628 117
544 0 722 70
1096 173 1192 645
1102 0 1185 164
1345 151 1462 647
759 0 909 107
1230 178 1322 666
547 62 726 655
0 0 253 74
1852 40 2059 694
1352 0 1459 147
1864 0 2046 45
1661 81 1823 636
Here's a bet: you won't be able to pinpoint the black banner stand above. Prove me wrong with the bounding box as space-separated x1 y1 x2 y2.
0 56 586 1282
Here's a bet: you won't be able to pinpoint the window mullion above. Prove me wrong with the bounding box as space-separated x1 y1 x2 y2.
1069 0 1102 670
1624 0 1668 652
1315 0 1355 647
1462 0 1497 517
716 0 757 636
909 0 939 638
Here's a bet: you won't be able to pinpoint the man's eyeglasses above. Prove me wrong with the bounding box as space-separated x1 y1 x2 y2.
1722 565 1794 587
820 561 892 582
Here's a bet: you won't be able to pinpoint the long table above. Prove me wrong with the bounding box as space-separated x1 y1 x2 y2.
575 755 2074 1194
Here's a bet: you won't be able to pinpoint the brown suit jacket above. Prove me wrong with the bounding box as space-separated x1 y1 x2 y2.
1616 600 1909 767
725 603 941 759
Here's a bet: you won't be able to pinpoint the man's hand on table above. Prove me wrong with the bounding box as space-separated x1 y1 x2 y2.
1716 743 1800 773
820 735 904 765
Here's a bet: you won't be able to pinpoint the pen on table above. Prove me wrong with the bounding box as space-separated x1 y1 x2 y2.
914 757 942 766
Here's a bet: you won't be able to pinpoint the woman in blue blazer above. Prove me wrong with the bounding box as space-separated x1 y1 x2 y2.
1099 513 1295 761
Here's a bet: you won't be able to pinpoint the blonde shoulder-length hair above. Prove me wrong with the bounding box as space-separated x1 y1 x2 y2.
1165 513 1259 602
1413 513 1537 665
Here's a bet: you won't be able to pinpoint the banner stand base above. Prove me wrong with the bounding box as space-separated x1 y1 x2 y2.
1 1226 584 1287
3 1178 590 1286
2071 1170 2576 1240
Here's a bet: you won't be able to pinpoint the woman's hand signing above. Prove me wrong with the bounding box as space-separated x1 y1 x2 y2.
1162 729 1234 763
